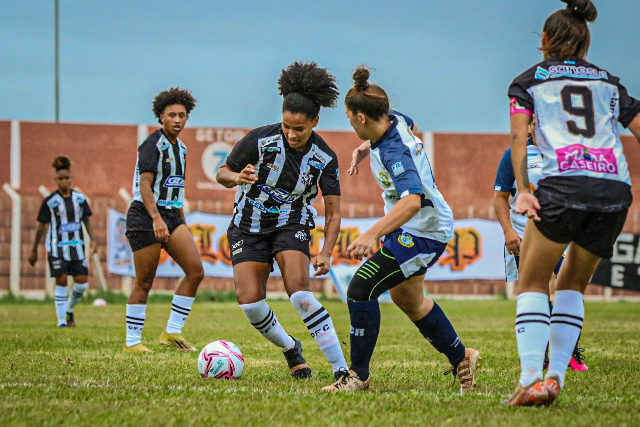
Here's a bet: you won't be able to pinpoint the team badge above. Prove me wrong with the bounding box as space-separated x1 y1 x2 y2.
378 172 391 187
398 233 414 248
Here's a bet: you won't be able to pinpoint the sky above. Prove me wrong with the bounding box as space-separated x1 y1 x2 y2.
1 0 639 133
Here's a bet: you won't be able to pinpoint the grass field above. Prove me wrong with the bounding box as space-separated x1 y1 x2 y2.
1 298 639 427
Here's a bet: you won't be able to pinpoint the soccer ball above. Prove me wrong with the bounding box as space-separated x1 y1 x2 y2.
198 340 244 379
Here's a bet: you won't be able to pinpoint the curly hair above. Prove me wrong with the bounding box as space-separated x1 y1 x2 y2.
540 0 598 60
345 66 389 120
152 88 197 124
52 155 72 171
278 61 339 119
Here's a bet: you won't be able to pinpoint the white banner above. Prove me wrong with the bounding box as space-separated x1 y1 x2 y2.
107 210 506 281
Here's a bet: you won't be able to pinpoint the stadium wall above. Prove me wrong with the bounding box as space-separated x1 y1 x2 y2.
1 120 639 298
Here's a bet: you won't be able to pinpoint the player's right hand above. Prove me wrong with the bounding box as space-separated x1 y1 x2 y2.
236 164 258 185
504 229 521 256
28 250 37 267
153 217 170 242
516 193 541 221
348 143 370 175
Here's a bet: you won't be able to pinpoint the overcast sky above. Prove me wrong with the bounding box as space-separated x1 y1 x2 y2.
1 0 638 132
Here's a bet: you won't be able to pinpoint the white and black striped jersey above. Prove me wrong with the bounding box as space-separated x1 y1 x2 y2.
225 123 340 233
132 129 187 210
37 190 92 261
509 58 640 212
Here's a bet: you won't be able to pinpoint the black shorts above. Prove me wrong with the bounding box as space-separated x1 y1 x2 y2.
227 224 311 268
125 201 185 252
48 255 89 277
534 191 628 259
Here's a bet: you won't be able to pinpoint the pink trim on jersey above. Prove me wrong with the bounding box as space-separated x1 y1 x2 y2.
510 97 532 117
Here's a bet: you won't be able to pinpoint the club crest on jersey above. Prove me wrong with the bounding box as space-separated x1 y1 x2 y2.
163 175 185 188
556 144 618 175
398 233 414 248
378 172 391 187
257 184 298 204
391 161 405 176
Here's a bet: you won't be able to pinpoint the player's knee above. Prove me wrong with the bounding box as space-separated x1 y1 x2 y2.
346 274 373 301
189 266 204 284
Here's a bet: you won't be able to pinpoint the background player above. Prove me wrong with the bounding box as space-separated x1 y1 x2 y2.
123 88 204 353
216 62 348 379
29 156 96 327
323 67 480 393
493 120 588 372
504 0 640 406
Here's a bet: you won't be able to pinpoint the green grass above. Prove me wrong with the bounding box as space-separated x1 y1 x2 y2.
1 300 639 427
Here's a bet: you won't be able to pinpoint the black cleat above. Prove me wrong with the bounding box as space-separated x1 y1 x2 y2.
66 312 75 327
283 336 312 379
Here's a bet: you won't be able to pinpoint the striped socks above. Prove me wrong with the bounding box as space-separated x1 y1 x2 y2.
54 285 67 326
515 292 550 386
66 282 88 313
166 295 195 334
126 304 147 347
290 291 347 373
240 300 294 350
547 290 584 388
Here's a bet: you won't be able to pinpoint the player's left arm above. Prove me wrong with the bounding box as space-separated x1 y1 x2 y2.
313 194 341 277
510 113 540 220
628 113 640 143
81 217 97 255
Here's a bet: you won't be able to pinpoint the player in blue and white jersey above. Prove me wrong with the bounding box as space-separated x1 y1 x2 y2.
216 62 348 380
494 121 588 372
123 88 204 354
503 0 640 407
29 156 96 327
323 67 480 393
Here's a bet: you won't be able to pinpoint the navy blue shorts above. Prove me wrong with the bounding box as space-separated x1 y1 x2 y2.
381 228 447 279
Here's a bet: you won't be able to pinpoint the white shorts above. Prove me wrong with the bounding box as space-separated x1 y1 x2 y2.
504 245 519 282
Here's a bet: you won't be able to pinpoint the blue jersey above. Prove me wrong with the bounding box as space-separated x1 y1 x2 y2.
369 111 453 243
494 140 543 237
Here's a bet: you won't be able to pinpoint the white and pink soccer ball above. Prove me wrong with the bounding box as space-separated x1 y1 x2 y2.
198 340 244 379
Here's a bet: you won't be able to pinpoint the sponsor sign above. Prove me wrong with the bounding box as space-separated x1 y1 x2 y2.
591 233 640 293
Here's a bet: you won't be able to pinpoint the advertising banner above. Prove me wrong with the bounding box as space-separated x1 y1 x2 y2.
591 233 640 293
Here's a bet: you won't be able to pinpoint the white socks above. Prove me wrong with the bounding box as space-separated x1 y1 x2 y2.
66 283 88 313
240 300 294 350
290 291 347 373
54 285 67 326
126 304 147 347
547 290 584 388
166 295 195 334
515 292 550 386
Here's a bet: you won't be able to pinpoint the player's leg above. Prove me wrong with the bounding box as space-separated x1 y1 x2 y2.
276 248 347 378
124 240 161 353
65 259 89 327
53 271 69 328
157 224 205 351
389 276 480 392
502 220 567 407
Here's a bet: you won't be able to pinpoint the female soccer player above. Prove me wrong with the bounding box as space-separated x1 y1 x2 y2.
123 88 204 353
493 121 588 372
322 67 480 393
504 0 640 406
29 156 96 327
216 62 347 379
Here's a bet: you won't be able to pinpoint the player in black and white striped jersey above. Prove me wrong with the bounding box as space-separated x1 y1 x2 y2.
216 62 348 380
123 88 204 354
29 156 97 327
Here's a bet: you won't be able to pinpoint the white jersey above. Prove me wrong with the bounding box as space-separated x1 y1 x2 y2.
369 110 454 243
494 142 543 237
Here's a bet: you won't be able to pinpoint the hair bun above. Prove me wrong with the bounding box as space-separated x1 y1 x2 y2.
52 155 72 170
561 0 598 22
352 66 370 91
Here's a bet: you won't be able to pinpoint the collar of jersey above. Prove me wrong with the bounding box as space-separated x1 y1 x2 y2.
370 115 399 150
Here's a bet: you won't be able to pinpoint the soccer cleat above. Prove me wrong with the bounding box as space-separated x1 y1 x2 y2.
123 343 153 353
321 369 370 392
58 324 68 328
543 374 561 406
569 347 588 372
445 348 482 393
158 331 198 352
282 336 312 379
501 378 549 407
66 312 75 327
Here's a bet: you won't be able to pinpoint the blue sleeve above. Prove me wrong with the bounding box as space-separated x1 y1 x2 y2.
389 110 414 130
494 148 515 194
380 139 423 199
